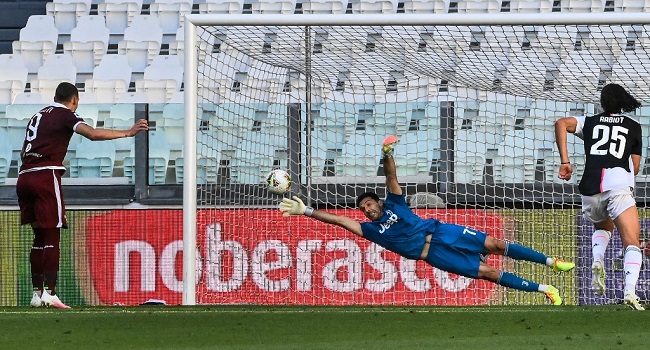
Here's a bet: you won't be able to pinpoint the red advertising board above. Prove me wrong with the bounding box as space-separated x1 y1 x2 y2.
85 209 505 306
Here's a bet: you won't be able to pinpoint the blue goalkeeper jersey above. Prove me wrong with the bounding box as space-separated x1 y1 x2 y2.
360 192 440 260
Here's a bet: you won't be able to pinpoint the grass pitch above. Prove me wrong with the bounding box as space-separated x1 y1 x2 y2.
0 305 648 350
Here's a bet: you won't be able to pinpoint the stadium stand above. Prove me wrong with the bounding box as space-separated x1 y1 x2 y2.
45 0 92 35
62 15 110 77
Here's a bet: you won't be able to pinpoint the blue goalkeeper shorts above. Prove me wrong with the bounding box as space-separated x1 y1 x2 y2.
424 223 488 279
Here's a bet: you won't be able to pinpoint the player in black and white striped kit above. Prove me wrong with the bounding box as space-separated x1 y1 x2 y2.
555 83 645 310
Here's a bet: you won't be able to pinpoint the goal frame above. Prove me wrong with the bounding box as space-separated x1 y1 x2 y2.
182 12 650 305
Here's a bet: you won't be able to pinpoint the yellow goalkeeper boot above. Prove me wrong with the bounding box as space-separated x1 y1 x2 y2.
545 285 563 306
551 258 575 273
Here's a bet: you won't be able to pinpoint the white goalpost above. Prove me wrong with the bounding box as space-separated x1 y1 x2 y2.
183 13 650 306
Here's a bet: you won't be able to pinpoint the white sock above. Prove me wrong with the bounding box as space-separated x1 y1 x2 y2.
624 246 642 295
591 229 611 265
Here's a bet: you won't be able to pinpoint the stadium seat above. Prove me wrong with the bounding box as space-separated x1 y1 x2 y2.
498 129 538 158
115 91 149 103
394 131 436 176
69 137 116 178
456 0 502 13
454 155 486 183
335 133 382 177
560 0 605 12
0 128 12 184
12 92 49 105
104 103 137 159
0 54 28 105
492 155 536 183
614 0 650 12
369 102 409 136
508 0 554 12
314 102 358 144
557 51 607 97
251 0 297 14
301 0 348 13
117 15 163 73
455 129 500 160
309 128 344 177
148 0 193 37
135 55 183 103
175 132 222 184
123 130 171 184
230 132 284 184
207 103 257 151
84 54 133 104
45 0 92 35
3 104 40 146
63 15 110 76
402 0 449 13
30 54 78 98
97 0 144 37
12 15 59 74
502 49 549 96
351 0 398 13
199 0 245 13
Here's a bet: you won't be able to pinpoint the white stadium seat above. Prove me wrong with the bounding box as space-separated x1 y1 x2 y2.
97 0 144 36
351 0 398 14
402 0 449 13
301 0 348 13
117 15 163 73
63 15 110 75
251 0 297 14
12 15 58 74
0 54 28 105
84 54 133 104
45 0 92 35
0 128 13 184
199 0 245 14
135 55 183 103
30 54 78 99
148 0 193 37
69 137 116 178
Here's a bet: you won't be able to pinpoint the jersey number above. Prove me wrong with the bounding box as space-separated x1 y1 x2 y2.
590 125 628 159
24 113 42 152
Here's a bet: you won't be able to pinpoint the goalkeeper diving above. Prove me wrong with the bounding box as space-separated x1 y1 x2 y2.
280 135 575 305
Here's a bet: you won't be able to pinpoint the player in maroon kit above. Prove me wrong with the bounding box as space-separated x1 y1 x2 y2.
16 82 149 308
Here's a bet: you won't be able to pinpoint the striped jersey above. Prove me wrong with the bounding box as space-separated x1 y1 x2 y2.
572 112 642 196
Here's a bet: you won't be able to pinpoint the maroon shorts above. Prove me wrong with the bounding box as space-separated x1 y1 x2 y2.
16 169 68 229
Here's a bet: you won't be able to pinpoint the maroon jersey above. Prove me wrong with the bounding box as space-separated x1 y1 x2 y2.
19 103 86 173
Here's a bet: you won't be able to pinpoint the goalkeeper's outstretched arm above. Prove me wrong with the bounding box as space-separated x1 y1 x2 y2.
381 135 402 196
279 196 363 237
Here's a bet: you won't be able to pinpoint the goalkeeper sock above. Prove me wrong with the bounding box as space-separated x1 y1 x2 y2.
504 242 547 265
591 229 611 264
496 271 539 292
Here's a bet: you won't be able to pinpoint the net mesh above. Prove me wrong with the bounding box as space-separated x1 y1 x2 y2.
189 22 650 306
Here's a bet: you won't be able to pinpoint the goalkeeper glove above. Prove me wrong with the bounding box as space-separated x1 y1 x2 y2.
382 135 399 158
279 196 314 217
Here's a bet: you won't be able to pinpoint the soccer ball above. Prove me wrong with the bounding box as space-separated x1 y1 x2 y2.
266 169 292 195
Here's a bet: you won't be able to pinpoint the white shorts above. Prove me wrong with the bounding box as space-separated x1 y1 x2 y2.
581 189 637 223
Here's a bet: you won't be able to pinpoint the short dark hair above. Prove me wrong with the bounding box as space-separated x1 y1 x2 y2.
600 83 641 114
54 82 78 103
356 192 380 207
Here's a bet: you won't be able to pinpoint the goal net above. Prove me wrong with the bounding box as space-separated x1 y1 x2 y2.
182 13 650 306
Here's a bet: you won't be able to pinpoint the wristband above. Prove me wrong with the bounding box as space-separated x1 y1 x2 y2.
560 162 570 165
304 207 314 217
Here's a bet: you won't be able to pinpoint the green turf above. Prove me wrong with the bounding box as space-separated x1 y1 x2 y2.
0 306 648 350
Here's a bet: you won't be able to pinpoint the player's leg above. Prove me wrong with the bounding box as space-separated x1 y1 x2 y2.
476 263 562 305
583 194 612 295
29 227 44 307
32 170 70 309
610 200 644 310
426 224 563 305
482 236 575 272
17 173 44 307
